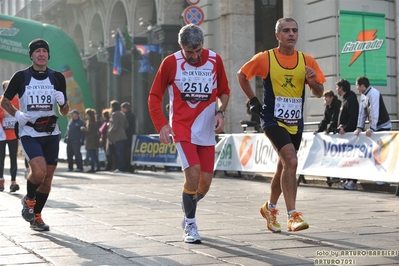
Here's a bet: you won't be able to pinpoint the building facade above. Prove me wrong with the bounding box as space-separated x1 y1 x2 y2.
1 0 398 134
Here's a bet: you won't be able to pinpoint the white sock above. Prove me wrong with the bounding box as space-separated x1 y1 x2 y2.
287 209 296 218
185 217 196 225
268 202 276 209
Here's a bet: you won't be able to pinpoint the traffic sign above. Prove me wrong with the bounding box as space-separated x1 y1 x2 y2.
183 6 204 26
187 0 200 4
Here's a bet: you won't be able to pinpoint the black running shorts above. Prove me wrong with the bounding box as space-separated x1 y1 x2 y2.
264 126 302 152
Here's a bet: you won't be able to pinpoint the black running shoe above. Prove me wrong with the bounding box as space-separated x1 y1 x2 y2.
30 214 50 231
10 184 20 193
21 195 36 222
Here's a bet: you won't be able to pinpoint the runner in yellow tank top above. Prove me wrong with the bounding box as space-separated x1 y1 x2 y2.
237 17 326 233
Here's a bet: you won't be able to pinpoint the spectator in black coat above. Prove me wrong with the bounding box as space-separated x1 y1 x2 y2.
336 79 359 134
314 90 341 134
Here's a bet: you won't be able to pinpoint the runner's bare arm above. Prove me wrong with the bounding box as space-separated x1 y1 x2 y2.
217 94 229 112
0 97 17 116
305 66 324 98
237 70 256 100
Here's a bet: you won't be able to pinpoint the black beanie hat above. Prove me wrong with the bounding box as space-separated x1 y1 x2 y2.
29 38 50 59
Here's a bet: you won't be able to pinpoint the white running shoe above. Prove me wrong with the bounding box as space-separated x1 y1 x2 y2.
183 223 201 244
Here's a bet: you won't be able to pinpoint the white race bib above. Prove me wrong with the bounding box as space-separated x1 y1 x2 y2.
25 84 55 112
274 96 302 126
180 70 213 101
2 114 16 130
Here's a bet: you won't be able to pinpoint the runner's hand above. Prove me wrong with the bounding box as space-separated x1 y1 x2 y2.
249 97 264 119
159 125 175 144
214 113 224 133
54 91 65 106
15 110 31 126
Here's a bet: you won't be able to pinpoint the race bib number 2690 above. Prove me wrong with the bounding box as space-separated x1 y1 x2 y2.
274 96 302 125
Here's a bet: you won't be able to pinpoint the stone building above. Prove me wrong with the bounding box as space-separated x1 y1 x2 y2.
1 0 398 134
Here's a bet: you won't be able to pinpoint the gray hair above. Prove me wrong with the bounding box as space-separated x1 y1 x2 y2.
275 17 298 33
178 24 204 48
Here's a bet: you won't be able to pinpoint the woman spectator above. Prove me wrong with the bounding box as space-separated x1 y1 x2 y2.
314 90 341 134
99 108 113 171
81 108 100 173
0 80 20 192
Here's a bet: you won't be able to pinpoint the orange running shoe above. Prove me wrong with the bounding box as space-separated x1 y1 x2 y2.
287 212 309 231
260 202 281 233
30 214 50 231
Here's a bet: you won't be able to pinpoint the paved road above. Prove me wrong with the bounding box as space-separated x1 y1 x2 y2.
0 159 398 266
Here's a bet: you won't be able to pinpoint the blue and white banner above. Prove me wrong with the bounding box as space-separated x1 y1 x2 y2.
131 135 181 166
301 132 399 182
214 132 399 183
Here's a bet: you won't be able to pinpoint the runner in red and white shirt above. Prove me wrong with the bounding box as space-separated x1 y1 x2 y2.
148 24 230 244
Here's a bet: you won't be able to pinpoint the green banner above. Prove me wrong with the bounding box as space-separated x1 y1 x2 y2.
339 10 387 85
0 14 94 134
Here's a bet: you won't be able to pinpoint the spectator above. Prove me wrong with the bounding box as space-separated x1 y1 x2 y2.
314 90 341 134
81 108 100 173
354 76 392 136
354 76 392 186
0 80 20 192
312 90 341 186
65 110 85 172
107 100 128 173
335 79 359 190
99 108 113 171
121 102 136 173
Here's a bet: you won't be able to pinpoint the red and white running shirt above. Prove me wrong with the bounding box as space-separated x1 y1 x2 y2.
148 48 230 146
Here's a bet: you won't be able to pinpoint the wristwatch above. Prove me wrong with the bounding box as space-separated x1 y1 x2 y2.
216 110 225 117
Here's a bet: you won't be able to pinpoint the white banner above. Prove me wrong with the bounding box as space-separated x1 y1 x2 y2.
214 132 399 183
301 132 399 182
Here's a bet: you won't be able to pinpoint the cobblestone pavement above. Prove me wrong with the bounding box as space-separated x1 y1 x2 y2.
0 159 398 265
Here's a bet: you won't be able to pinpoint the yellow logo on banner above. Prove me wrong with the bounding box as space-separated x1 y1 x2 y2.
373 133 399 176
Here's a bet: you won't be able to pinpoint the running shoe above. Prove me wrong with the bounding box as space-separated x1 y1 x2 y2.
183 223 201 243
344 180 358 190
30 214 50 231
287 211 309 231
10 184 20 193
21 195 36 222
0 178 4 192
338 180 348 189
260 202 281 233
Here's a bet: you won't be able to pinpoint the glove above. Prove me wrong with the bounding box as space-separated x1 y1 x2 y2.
54 91 65 106
249 97 264 119
15 110 31 126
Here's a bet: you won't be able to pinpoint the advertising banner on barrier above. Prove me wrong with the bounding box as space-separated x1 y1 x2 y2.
214 133 313 173
131 135 181 166
301 132 399 182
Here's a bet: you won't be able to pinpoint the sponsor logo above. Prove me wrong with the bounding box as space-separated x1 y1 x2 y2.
239 136 253 166
341 30 384 66
0 20 19 36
